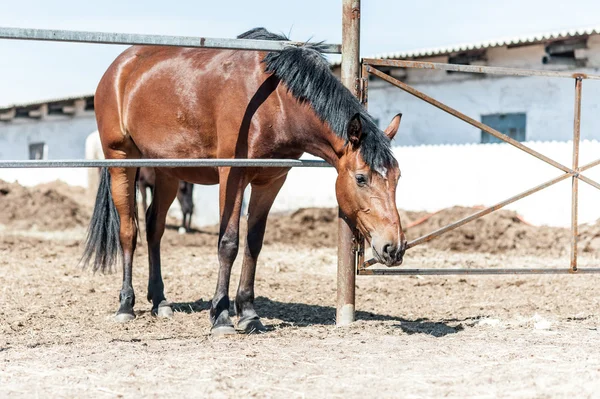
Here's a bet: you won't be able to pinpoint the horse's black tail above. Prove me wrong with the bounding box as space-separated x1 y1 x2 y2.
80 167 122 273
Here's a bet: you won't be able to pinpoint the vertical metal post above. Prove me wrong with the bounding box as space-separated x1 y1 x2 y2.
337 0 360 326
354 62 369 272
571 77 583 272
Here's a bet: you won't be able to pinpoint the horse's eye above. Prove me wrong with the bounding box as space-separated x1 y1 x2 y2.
355 174 368 187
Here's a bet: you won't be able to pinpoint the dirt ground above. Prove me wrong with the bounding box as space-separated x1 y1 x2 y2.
1 181 600 398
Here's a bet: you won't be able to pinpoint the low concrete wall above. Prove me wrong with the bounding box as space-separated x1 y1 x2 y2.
276 141 600 228
187 140 600 228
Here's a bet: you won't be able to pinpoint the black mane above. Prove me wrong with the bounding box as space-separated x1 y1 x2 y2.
237 27 395 172
237 27 288 41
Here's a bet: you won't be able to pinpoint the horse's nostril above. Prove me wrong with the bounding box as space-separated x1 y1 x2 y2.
382 244 396 258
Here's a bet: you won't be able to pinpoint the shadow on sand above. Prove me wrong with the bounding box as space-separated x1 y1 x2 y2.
171 296 473 337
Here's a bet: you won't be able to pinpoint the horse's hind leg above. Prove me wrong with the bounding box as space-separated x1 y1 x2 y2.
139 182 148 217
110 166 139 322
235 175 287 333
210 168 247 336
146 170 179 317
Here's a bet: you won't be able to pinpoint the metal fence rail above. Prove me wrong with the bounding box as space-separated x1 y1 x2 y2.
359 268 600 276
359 59 600 276
363 58 600 80
0 159 331 168
0 26 342 53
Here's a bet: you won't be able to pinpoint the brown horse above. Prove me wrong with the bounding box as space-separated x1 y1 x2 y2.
138 167 195 233
81 28 405 335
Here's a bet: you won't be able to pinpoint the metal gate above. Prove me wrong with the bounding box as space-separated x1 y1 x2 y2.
357 58 600 275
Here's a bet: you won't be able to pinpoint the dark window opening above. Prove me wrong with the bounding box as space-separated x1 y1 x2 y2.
85 97 95 111
447 50 487 74
367 67 407 82
543 39 587 66
29 142 47 160
48 102 67 115
481 113 526 143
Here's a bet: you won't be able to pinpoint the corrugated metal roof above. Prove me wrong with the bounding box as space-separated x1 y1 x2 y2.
332 26 600 66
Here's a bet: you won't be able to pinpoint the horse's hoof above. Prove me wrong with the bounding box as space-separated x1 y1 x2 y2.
211 324 237 337
114 312 136 323
237 317 266 334
156 301 173 318
178 227 186 235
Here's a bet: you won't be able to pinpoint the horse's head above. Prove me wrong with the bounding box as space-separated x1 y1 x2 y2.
336 113 406 266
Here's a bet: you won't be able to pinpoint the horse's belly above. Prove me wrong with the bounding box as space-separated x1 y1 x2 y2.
163 167 220 185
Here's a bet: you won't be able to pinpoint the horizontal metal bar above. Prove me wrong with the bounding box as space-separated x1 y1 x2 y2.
0 27 341 54
363 58 600 80
358 268 600 276
367 66 574 175
0 159 331 168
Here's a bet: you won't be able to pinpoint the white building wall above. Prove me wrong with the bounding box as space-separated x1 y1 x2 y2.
369 71 600 147
0 113 96 186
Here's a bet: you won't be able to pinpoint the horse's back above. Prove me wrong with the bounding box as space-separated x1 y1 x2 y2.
96 46 264 161
95 45 299 186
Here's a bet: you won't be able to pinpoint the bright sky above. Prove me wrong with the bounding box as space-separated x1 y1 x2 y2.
1 0 599 106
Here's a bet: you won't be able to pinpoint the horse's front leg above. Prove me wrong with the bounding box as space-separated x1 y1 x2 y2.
210 168 247 336
235 175 287 333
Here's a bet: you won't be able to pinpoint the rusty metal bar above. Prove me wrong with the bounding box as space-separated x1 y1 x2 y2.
362 58 600 80
571 78 583 271
354 62 368 273
361 62 369 106
579 158 600 173
367 65 576 175
577 174 600 191
337 0 360 327
358 268 600 276
354 231 365 278
361 172 573 268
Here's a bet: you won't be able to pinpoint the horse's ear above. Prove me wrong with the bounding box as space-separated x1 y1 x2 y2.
384 113 402 140
347 113 362 148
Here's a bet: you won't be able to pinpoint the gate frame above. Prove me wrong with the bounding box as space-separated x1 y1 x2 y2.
357 58 600 276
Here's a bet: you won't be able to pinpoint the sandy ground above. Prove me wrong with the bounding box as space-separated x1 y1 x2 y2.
1 224 600 398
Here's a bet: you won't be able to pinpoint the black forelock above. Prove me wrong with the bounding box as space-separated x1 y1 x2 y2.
237 27 396 171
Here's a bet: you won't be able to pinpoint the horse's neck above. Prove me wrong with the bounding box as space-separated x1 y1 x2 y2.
279 95 345 171
300 135 344 170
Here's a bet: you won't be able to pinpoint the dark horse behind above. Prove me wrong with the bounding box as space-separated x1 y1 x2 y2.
81 28 405 335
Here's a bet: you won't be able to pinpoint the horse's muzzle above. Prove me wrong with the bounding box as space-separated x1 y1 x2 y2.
378 240 407 267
